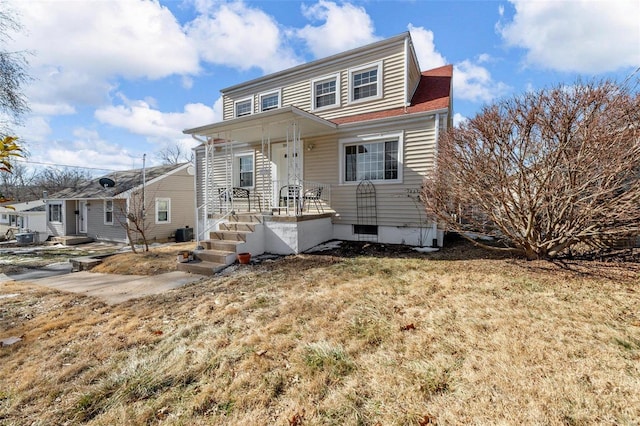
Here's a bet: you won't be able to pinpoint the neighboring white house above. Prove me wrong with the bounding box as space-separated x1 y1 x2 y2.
46 163 195 244
0 200 47 242
181 32 453 272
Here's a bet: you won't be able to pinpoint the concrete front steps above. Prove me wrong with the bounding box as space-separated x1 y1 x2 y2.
177 214 262 276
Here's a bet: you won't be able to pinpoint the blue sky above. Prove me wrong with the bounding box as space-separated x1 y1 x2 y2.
5 0 639 173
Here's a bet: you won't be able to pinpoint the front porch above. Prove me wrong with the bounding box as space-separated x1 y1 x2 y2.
177 211 334 276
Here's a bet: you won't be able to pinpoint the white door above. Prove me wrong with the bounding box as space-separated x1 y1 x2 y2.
79 201 87 233
272 142 304 208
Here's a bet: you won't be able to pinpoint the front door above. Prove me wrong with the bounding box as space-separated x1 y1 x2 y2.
79 201 87 233
272 143 304 207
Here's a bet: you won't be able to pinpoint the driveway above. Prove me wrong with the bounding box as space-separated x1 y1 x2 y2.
1 270 204 305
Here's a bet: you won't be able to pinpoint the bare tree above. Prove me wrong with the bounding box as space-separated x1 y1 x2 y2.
0 156 33 201
422 79 640 260
156 143 193 165
114 189 157 253
0 3 31 138
32 167 93 194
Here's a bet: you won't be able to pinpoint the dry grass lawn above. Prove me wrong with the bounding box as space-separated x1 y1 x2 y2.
1 240 639 425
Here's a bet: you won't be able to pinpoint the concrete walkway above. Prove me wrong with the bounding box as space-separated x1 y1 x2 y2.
2 271 204 305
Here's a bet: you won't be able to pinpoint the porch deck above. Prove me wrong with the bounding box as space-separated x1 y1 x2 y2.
48 235 94 246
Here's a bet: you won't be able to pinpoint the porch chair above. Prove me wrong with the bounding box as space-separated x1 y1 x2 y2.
218 187 253 212
278 185 302 214
303 186 324 213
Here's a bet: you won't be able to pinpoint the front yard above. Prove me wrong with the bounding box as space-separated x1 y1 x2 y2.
1 240 639 425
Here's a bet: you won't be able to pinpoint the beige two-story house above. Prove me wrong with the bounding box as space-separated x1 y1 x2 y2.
183 32 452 270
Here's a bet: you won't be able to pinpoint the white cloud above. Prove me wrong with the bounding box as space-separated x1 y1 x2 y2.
8 0 200 113
95 96 218 144
9 0 198 79
408 24 447 70
408 24 506 104
499 0 640 73
454 60 510 103
453 113 468 127
297 1 379 58
186 1 300 73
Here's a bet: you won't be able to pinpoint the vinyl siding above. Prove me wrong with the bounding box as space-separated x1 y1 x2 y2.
135 168 195 242
303 117 438 228
86 199 128 242
198 114 440 228
222 43 409 123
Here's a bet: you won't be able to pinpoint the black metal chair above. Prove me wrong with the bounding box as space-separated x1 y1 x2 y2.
303 186 324 213
218 187 252 212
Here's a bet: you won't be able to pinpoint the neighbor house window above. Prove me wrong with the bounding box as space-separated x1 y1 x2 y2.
156 198 171 224
349 61 382 103
48 202 62 223
0 214 7 223
341 132 402 183
311 73 340 111
104 200 113 225
234 98 253 117
236 153 254 188
259 90 280 112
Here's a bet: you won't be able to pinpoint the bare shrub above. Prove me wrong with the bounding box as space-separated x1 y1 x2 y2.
423 79 640 259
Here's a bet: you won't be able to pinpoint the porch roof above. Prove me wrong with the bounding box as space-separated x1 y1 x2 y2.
182 105 338 143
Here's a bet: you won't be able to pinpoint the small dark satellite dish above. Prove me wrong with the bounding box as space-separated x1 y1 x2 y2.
99 177 116 188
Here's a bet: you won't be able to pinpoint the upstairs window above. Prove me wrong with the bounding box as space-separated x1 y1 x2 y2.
260 90 280 112
349 62 382 103
311 73 340 111
234 98 253 117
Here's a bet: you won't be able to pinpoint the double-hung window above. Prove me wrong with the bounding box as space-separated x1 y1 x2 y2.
260 90 280 112
311 73 340 111
155 198 171 224
349 61 382 103
48 202 62 223
236 153 254 188
234 98 253 117
104 200 113 224
342 132 402 184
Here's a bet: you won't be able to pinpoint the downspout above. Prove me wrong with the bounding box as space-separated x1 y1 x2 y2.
432 113 440 247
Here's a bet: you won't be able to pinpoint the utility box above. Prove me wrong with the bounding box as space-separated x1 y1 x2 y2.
16 232 37 245
175 227 193 243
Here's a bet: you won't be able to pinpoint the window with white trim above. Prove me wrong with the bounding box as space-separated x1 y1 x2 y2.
311 74 340 111
48 202 62 223
236 152 254 188
341 133 402 183
234 98 253 117
349 62 382 103
155 198 171 224
104 199 113 225
260 90 280 112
